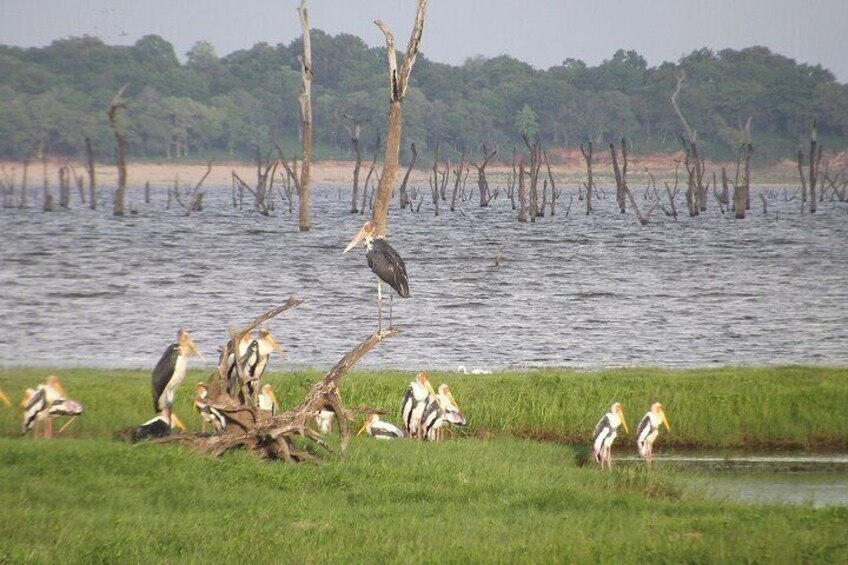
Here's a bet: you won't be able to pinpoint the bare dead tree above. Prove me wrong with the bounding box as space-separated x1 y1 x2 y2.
522 134 542 220
58 163 70 209
662 162 680 220
371 0 428 236
471 144 497 207
449 148 466 212
296 0 313 231
798 119 823 214
609 139 627 214
399 142 417 209
735 143 753 219
517 162 527 223
107 83 130 216
185 161 213 217
580 142 594 214
508 147 517 210
439 159 449 201
85 136 96 210
542 149 558 216
361 134 381 214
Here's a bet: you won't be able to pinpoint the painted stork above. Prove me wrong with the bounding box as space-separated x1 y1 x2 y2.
400 372 436 439
421 384 467 441
0 388 11 408
592 402 629 469
151 329 204 430
257 383 279 416
343 220 410 332
315 409 335 434
636 402 671 464
225 333 254 395
21 376 82 438
228 329 283 398
357 413 405 440
193 382 226 433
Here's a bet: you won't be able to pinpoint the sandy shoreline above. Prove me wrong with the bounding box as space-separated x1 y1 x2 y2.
0 154 823 188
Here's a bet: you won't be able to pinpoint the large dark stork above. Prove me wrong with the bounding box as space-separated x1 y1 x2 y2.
636 402 671 464
151 329 204 430
343 220 410 332
591 402 629 469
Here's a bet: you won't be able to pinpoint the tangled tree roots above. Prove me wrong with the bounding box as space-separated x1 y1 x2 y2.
153 298 398 462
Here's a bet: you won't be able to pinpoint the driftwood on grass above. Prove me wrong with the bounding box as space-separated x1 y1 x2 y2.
158 300 398 462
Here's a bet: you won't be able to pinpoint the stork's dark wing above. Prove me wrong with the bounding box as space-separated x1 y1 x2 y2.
151 343 179 412
592 414 611 444
400 385 415 430
636 413 652 444
22 387 47 433
368 239 410 298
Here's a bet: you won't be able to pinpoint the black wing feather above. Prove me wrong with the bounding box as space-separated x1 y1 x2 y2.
367 239 410 298
151 343 179 412
592 414 611 444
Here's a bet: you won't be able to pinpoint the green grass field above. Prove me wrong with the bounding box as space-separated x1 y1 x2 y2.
1 366 847 563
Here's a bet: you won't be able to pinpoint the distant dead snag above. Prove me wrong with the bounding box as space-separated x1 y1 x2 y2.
154 299 398 462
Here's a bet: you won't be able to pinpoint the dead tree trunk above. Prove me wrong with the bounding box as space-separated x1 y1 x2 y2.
508 147 517 210
399 142 417 209
85 137 96 210
371 0 428 237
801 119 822 214
58 164 70 209
581 142 594 214
671 72 707 216
518 162 527 223
543 150 558 216
449 148 466 212
610 139 627 213
296 0 313 231
108 84 130 217
346 120 363 213
361 135 381 214
523 134 542 220
472 144 497 207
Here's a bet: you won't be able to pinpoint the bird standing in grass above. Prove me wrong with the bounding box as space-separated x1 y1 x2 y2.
21 376 81 438
421 383 467 441
358 413 404 440
151 329 204 430
343 220 410 332
400 372 436 439
592 402 629 469
636 402 670 464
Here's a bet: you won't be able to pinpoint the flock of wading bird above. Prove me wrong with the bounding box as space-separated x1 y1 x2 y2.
5 220 671 465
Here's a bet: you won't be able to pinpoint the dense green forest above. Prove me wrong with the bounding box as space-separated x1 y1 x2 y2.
1 31 846 163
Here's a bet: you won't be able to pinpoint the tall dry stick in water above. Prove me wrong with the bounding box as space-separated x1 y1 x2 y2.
371 0 427 236
296 0 313 231
580 142 594 214
107 83 130 216
85 137 96 210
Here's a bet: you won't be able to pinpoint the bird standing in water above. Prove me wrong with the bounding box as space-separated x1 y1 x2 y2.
343 220 410 332
151 329 204 430
592 402 629 469
636 402 671 464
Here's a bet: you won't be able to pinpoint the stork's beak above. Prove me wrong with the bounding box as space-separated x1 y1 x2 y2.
447 390 459 408
191 341 207 363
661 412 670 432
426 381 436 397
171 413 186 431
343 226 368 253
0 389 10 407
357 419 368 436
52 380 68 399
620 409 630 434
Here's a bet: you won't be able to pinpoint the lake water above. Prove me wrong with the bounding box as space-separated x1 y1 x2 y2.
1 182 846 371
642 452 848 507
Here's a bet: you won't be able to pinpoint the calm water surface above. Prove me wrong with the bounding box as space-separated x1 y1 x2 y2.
1 182 846 370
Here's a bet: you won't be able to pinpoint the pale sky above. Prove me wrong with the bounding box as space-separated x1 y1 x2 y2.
2 0 847 83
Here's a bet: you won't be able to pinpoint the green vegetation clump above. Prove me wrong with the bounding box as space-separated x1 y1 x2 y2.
1 35 846 163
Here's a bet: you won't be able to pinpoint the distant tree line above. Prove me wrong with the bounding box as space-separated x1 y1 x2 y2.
1 32 846 163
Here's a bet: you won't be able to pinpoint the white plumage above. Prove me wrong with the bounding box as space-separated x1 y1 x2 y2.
591 402 628 469
636 402 671 463
400 372 436 439
358 413 404 440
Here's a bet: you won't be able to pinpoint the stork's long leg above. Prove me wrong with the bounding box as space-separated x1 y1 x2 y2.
376 277 383 333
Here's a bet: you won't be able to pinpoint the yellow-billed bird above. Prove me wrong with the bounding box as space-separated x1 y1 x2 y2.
400 372 436 439
358 413 404 440
257 383 279 416
592 402 629 469
194 382 226 433
636 402 671 464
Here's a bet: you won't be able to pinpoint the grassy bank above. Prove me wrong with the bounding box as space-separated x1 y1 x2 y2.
2 366 846 450
1 366 847 562
1 438 846 563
